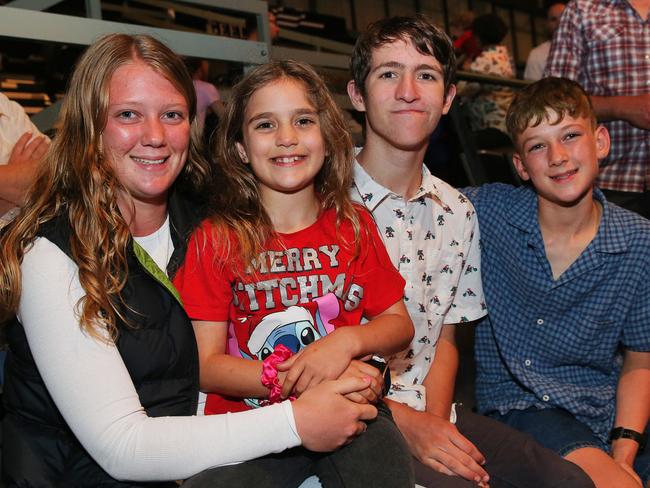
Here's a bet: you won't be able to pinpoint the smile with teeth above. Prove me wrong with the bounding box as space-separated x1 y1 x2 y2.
272 155 305 164
131 156 167 165
550 169 578 181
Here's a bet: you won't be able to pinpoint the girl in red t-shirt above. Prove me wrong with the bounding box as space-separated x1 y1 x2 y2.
174 60 414 486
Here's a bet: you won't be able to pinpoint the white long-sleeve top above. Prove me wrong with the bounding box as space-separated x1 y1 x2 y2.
16 226 301 482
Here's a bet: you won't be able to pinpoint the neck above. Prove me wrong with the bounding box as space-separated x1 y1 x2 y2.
538 192 601 238
261 186 321 234
356 136 427 199
118 193 169 237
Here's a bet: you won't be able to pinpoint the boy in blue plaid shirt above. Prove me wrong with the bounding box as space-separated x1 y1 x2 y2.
462 77 650 488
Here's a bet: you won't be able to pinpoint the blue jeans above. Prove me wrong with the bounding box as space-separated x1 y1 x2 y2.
491 407 650 485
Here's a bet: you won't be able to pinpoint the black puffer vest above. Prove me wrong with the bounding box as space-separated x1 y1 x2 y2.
3 191 202 487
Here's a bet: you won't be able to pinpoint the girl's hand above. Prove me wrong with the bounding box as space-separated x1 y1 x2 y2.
338 359 384 404
277 328 356 398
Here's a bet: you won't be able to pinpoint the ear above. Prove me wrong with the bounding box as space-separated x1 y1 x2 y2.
512 152 530 181
235 142 249 164
594 124 610 160
347 80 367 113
441 84 457 116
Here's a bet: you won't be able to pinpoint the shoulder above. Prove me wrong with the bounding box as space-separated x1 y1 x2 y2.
429 175 477 216
606 203 650 252
458 182 519 207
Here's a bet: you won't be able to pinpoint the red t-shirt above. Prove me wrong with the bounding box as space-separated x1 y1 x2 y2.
174 207 405 414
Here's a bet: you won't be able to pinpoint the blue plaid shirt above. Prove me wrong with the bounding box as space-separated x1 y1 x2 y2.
461 184 650 447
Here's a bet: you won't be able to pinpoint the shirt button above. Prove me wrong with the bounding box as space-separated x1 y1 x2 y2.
542 394 550 402
536 318 544 325
524 359 532 366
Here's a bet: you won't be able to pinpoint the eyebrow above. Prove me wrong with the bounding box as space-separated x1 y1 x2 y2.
371 61 443 74
247 108 318 124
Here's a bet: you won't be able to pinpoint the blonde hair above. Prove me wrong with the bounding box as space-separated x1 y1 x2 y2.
0 33 210 340
210 60 362 270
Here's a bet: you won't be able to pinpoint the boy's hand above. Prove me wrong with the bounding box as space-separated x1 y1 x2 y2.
391 402 489 486
277 328 356 398
338 359 384 404
292 376 377 452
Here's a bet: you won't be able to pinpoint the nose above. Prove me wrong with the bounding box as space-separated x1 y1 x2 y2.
396 73 418 103
548 142 568 166
142 117 165 147
276 122 298 147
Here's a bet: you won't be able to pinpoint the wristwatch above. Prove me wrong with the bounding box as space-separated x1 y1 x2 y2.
609 427 647 452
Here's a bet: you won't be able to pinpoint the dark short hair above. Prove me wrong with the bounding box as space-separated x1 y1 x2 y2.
350 14 456 98
471 13 508 46
506 77 597 146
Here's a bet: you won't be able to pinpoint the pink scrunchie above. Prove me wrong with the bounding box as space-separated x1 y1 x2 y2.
260 344 296 405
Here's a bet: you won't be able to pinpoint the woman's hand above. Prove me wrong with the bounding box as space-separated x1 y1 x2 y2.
292 376 378 452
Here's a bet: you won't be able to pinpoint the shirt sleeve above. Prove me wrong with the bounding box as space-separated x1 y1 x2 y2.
173 221 233 321
18 237 301 482
443 200 486 324
356 209 406 318
544 1 583 80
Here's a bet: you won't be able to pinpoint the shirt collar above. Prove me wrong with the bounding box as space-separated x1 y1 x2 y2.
352 158 448 211
505 185 628 254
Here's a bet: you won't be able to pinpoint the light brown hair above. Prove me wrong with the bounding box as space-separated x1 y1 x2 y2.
506 77 597 148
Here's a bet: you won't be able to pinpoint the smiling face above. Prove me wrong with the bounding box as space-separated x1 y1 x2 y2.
348 39 456 154
237 78 326 203
512 111 609 208
103 60 190 215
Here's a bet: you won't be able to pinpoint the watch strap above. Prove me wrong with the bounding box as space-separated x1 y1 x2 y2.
609 427 647 452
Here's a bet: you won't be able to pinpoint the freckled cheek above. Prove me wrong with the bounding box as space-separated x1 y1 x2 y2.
168 126 191 154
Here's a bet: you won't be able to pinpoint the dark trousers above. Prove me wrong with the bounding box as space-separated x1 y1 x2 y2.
182 401 414 488
601 189 650 220
413 406 595 488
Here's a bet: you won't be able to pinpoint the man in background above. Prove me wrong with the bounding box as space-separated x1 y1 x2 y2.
524 0 567 81
545 0 650 219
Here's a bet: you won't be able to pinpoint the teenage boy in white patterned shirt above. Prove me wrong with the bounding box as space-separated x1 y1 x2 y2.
347 15 594 488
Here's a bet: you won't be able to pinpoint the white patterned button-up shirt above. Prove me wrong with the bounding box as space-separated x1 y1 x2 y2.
351 161 487 411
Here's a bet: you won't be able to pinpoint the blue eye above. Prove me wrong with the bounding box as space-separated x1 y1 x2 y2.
118 110 136 120
163 111 184 120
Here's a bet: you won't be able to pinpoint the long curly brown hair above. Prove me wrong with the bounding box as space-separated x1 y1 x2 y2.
0 34 210 340
208 60 363 271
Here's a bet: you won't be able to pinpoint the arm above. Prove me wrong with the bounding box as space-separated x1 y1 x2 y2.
611 349 650 468
279 300 413 397
590 95 650 130
192 320 268 398
19 238 303 481
385 324 489 485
